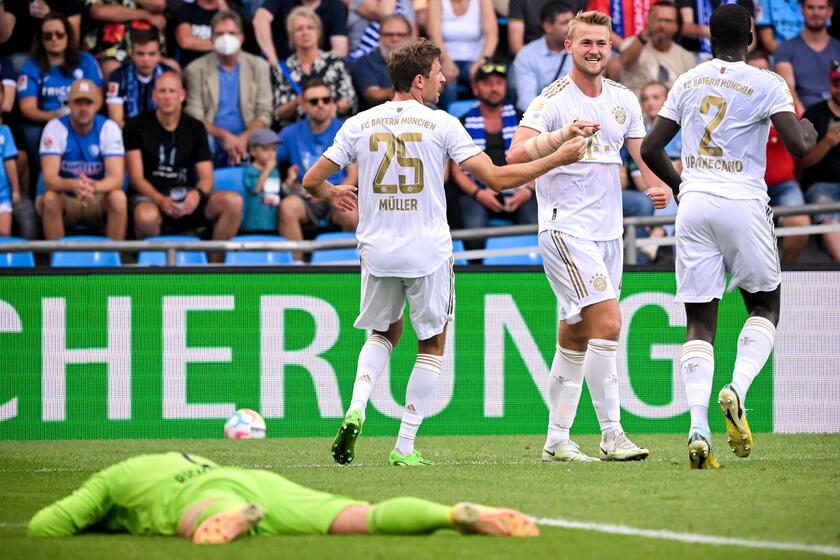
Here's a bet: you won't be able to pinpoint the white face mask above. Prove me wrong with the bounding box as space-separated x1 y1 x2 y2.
214 33 241 56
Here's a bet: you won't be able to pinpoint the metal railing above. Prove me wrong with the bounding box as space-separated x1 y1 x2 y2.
1 202 839 266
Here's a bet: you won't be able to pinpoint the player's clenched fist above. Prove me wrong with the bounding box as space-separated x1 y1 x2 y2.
645 185 671 209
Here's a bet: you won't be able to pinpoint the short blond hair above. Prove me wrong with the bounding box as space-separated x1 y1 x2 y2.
567 10 611 42
286 6 322 48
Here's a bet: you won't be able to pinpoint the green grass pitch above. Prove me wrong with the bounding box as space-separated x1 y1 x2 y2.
2 434 839 560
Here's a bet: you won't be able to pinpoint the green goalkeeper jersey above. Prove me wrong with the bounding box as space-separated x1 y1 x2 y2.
28 452 363 537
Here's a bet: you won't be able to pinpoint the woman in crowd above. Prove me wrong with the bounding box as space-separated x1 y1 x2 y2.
271 7 356 129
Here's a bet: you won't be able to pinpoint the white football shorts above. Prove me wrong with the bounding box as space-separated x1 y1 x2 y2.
354 256 455 340
538 230 623 325
675 191 780 303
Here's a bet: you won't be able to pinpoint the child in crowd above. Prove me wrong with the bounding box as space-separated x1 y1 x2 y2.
241 128 283 234
0 120 20 237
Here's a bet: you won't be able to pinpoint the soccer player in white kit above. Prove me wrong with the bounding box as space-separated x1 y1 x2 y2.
507 11 671 463
641 4 817 469
302 39 594 466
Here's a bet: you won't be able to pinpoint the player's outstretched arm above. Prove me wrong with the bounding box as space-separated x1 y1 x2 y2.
28 471 113 537
302 156 358 213
771 112 818 159
461 137 586 192
641 116 683 195
507 121 600 164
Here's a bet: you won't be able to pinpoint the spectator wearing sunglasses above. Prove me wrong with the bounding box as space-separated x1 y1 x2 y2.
17 12 103 183
352 14 413 110
277 78 358 262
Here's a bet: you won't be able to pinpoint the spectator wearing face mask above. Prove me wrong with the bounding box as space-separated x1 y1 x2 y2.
184 10 273 167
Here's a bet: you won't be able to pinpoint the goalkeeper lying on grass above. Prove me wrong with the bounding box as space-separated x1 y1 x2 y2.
28 452 538 542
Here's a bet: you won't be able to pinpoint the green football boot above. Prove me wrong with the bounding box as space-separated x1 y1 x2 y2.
331 410 363 465
388 449 434 466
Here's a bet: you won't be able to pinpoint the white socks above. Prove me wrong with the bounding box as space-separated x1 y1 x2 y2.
348 334 393 420
395 354 443 455
584 339 621 435
731 316 776 402
545 346 586 448
681 340 715 434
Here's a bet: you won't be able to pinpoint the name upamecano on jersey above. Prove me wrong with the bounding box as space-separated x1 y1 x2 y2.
683 154 744 172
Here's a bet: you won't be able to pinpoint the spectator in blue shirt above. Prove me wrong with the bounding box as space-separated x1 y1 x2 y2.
512 1 575 113
184 10 273 167
106 28 175 128
775 0 840 113
277 78 358 262
756 0 805 52
352 14 412 111
0 123 20 238
17 12 103 181
37 79 126 241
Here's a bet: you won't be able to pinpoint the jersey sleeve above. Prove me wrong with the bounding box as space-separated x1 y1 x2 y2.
443 113 482 164
322 117 359 168
761 72 795 118
106 69 125 105
81 53 105 87
100 119 125 157
519 94 555 133
17 61 40 99
1 126 18 160
27 469 115 537
755 0 772 27
625 92 646 138
242 165 261 193
658 79 684 125
39 119 68 156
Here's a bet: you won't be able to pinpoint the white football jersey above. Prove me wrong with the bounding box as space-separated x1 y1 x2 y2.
323 99 481 277
659 59 794 203
521 76 646 241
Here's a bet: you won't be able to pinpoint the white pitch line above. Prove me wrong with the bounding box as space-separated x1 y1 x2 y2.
533 516 840 557
0 522 26 528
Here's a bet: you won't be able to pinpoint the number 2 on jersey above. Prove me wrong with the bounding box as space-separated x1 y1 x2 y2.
369 132 425 194
698 95 727 157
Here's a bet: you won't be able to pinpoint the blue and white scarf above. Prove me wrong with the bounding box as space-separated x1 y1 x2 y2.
125 62 165 118
463 100 518 189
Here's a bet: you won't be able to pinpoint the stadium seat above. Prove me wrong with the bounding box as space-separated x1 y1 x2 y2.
448 99 478 119
310 232 359 264
137 235 207 266
224 234 293 265
488 217 514 227
452 239 468 266
214 166 248 197
483 235 542 266
51 235 122 267
0 237 35 267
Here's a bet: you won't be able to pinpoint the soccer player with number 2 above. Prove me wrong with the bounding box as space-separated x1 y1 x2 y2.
641 4 817 469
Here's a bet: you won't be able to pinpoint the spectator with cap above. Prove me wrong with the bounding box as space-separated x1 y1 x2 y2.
277 78 358 263
37 78 126 241
184 10 273 167
775 0 840 114
800 60 840 262
241 127 283 234
449 60 536 252
352 14 412 110
106 28 176 128
512 1 575 113
124 72 242 262
619 0 696 97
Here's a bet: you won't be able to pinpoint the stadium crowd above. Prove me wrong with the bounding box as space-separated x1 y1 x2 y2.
0 0 838 264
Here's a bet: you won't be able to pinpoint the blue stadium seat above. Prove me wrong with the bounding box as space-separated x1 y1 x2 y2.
214 166 248 197
310 232 359 264
448 99 478 119
51 235 122 267
488 217 514 227
224 234 293 265
137 235 207 266
0 237 35 267
451 239 468 266
483 235 542 266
